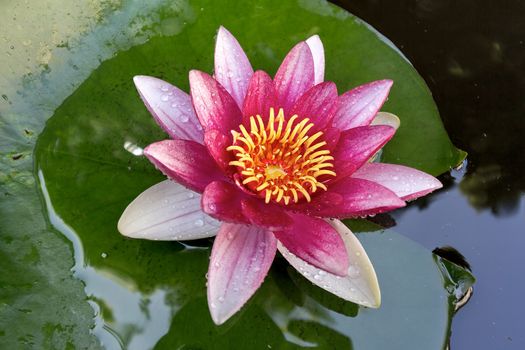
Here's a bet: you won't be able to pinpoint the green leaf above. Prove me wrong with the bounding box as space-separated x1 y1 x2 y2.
1 0 469 349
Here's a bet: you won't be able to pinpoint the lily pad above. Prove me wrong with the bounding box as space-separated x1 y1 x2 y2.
1 0 469 349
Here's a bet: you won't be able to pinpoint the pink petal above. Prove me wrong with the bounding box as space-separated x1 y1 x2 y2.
207 223 277 325
322 126 341 151
214 26 254 108
352 163 443 201
290 82 338 131
201 181 249 224
133 76 204 143
144 140 226 193
204 129 234 173
202 181 292 230
118 180 219 240
278 219 381 308
305 35 325 84
242 70 278 122
273 213 349 276
332 125 396 179
293 177 405 218
333 80 393 130
189 70 242 134
240 199 292 230
274 42 315 113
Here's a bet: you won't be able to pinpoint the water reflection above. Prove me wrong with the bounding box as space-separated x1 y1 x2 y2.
333 0 525 214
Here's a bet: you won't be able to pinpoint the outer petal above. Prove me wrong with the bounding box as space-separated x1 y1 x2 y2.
290 82 338 131
278 219 381 308
293 177 405 218
242 70 278 122
352 163 443 201
274 42 315 113
371 111 400 130
306 35 325 84
333 80 393 130
332 125 396 179
207 223 277 325
273 213 349 276
144 140 226 193
118 180 219 240
214 26 254 108
189 70 242 133
133 76 203 143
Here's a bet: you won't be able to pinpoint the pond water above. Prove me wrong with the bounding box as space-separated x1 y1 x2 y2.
334 0 525 349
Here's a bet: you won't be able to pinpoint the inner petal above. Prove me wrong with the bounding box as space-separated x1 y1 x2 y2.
227 108 336 205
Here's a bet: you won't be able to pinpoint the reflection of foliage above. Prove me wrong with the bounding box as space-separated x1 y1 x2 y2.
460 164 521 215
287 320 353 350
334 0 525 214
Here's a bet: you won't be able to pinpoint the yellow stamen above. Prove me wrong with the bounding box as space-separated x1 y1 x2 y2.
227 108 336 204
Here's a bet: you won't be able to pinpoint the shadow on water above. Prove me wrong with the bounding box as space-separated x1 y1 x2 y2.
333 0 525 215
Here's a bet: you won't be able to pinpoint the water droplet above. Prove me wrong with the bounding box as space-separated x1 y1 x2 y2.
187 192 195 199
161 85 170 92
347 265 361 278
313 274 322 281
218 296 225 303
195 219 204 227
171 103 178 108
210 302 217 309
214 262 221 268
101 252 107 258
208 203 217 212
160 94 169 102
180 115 189 123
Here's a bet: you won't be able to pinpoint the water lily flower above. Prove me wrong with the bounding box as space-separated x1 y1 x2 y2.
118 26 442 325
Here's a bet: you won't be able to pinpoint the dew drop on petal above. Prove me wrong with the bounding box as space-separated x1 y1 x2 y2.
194 219 204 227
347 265 361 279
160 94 169 102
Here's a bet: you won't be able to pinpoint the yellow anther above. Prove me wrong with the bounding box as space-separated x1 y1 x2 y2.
227 108 335 205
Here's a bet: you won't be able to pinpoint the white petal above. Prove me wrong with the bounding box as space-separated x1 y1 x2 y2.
118 180 219 241
214 26 254 108
207 223 277 325
352 163 443 201
133 76 204 143
278 219 381 308
306 35 325 84
371 111 400 130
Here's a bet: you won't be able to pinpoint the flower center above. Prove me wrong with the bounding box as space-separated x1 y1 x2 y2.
227 108 336 205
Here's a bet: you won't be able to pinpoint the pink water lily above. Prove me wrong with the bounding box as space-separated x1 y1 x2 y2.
118 26 442 325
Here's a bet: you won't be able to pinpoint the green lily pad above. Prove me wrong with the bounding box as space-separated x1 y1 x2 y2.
1 0 470 349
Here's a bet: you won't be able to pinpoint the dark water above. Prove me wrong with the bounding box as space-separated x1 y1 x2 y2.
332 1 525 349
